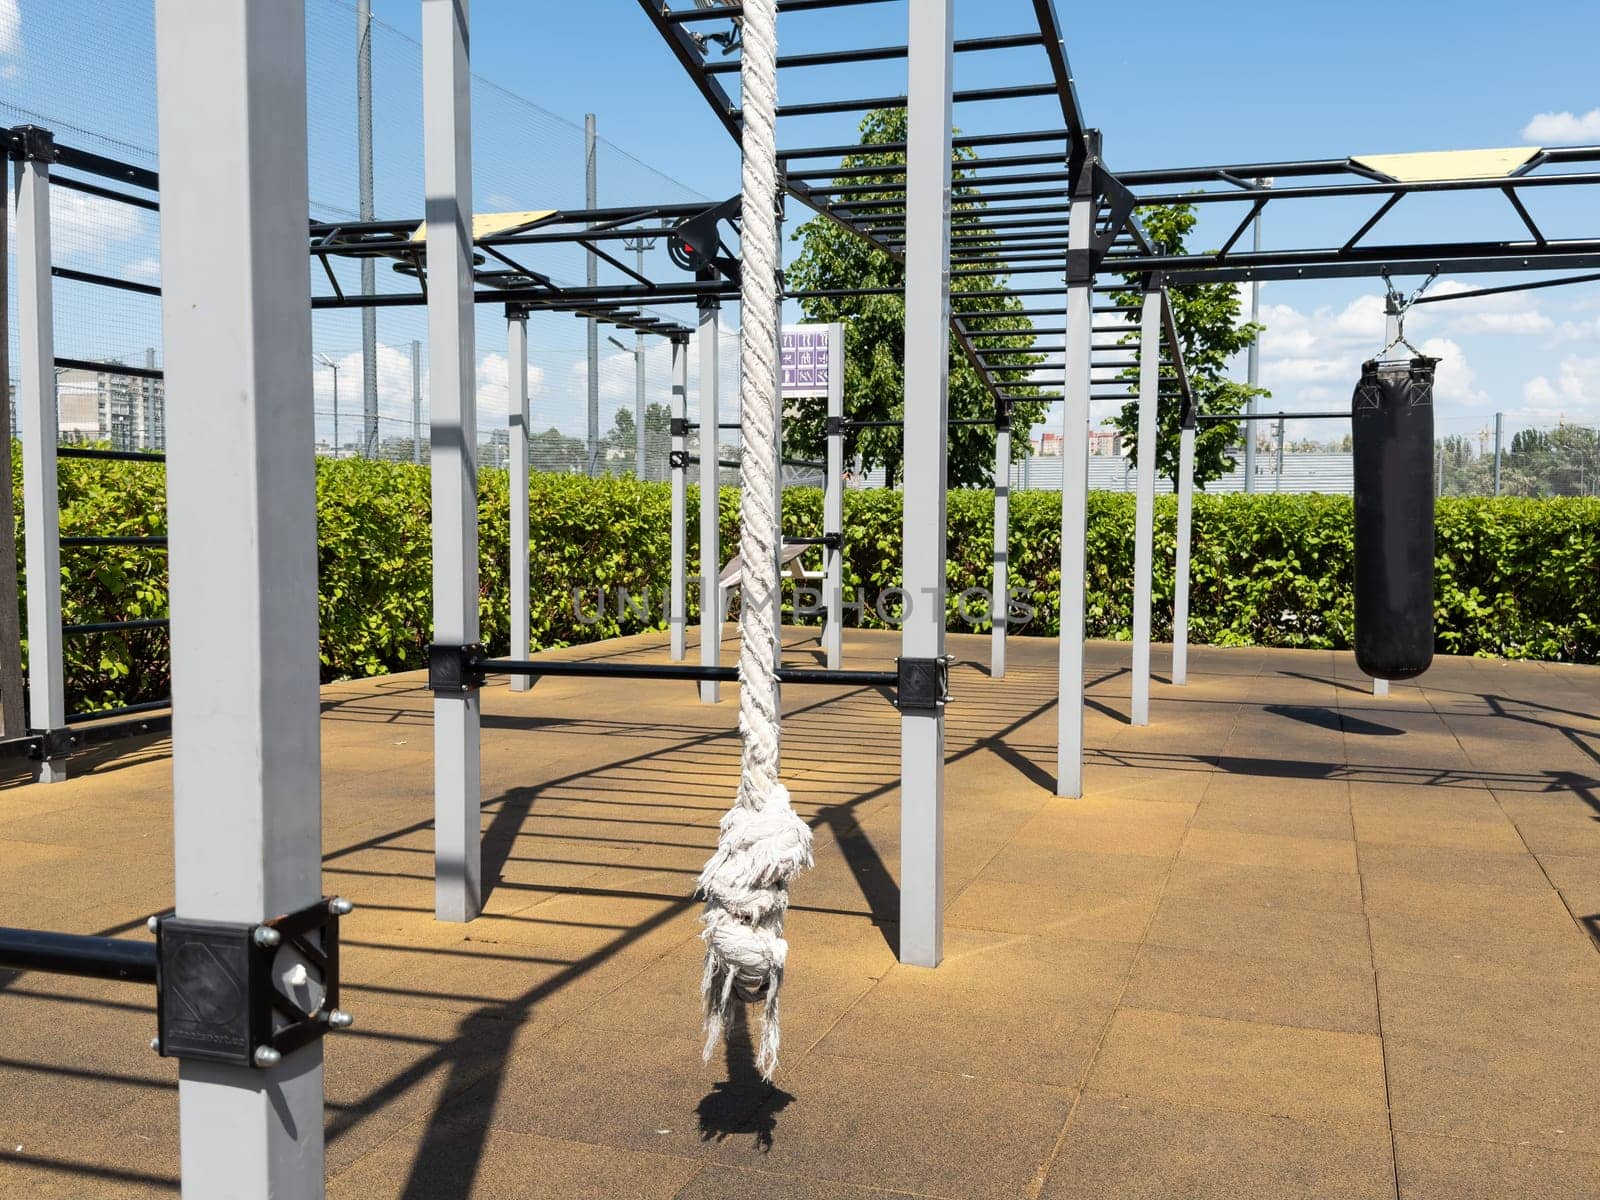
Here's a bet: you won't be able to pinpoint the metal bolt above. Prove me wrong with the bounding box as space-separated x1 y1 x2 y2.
328 896 354 916
146 916 160 934
252 926 281 949
150 1037 161 1052
327 1009 354 1030
252 1046 282 1068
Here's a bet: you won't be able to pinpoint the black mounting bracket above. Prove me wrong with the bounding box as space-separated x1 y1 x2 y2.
670 197 742 287
669 449 690 470
27 727 72 761
428 643 486 694
895 656 951 713
154 896 347 1068
6 125 57 164
669 416 688 438
824 415 843 437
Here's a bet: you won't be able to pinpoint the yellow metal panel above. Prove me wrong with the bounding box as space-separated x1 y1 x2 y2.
409 209 558 243
1351 147 1541 182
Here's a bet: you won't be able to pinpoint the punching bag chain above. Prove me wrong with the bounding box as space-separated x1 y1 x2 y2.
1377 269 1439 359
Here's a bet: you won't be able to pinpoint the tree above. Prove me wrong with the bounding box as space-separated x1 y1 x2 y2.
1109 204 1266 488
528 426 586 474
603 402 673 480
784 108 1050 488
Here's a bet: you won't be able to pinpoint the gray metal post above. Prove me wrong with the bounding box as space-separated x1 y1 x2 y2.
823 321 844 670
1131 291 1160 726
698 297 722 703
0 187 24 740
669 335 688 660
154 1 324 1191
990 407 1010 678
1172 422 1195 686
899 0 954 968
508 314 531 693
1244 180 1265 491
424 0 481 922
585 113 599 476
635 245 648 479
357 0 378 458
1493 411 1503 496
1275 415 1285 491
411 338 422 464
1057 137 1097 799
15 137 66 782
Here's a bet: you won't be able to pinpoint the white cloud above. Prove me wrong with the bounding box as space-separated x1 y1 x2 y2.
0 0 19 60
1420 279 1553 336
47 187 148 270
1417 337 1488 407
1522 109 1600 145
1522 354 1600 421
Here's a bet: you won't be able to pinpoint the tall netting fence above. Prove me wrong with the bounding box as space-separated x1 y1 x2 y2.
1006 413 1600 498
3 0 746 480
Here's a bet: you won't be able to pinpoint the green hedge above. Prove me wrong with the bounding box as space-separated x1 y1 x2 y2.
18 455 1600 715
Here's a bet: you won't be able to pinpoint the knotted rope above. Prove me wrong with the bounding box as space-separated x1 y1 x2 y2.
697 0 810 1082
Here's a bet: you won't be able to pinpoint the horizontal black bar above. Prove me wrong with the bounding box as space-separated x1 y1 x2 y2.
54 356 164 380
56 446 166 463
52 142 160 192
664 0 884 22
0 926 158 985
49 173 160 213
65 698 172 725
782 536 829 546
480 658 898 689
704 32 1044 73
777 128 1070 162
1196 411 1349 423
63 618 170 635
60 536 169 548
52 267 161 297
1410 270 1600 305
767 84 1057 119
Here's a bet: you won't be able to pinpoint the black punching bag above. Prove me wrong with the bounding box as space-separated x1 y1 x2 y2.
1351 356 1437 680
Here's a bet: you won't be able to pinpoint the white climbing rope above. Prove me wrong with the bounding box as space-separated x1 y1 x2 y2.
697 0 810 1082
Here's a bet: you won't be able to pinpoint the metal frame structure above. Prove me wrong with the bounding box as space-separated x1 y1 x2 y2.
5 126 174 779
639 0 1600 812
636 1 1196 877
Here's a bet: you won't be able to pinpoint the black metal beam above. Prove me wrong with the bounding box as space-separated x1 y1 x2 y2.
0 926 159 985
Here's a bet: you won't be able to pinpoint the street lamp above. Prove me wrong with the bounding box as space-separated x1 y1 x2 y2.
621 233 658 478
315 353 339 458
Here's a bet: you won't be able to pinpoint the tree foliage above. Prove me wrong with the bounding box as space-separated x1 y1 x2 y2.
1110 204 1266 487
784 108 1050 487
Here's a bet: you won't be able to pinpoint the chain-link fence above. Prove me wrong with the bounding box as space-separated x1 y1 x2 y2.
3 0 746 474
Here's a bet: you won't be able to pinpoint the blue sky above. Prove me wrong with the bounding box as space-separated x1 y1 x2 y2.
4 0 1599 450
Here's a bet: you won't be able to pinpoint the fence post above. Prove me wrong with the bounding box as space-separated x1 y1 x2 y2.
14 127 66 781
508 313 530 692
423 0 481 922
899 0 954 967
155 0 326 1189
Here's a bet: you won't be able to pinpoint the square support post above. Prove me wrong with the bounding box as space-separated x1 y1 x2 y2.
1057 134 1099 798
1172 421 1195 686
1130 290 1161 725
990 405 1011 678
424 0 481 923
14 136 66 782
898 0 954 968
508 312 531 692
154 1 325 1192
698 295 722 703
822 322 844 670
669 335 689 660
